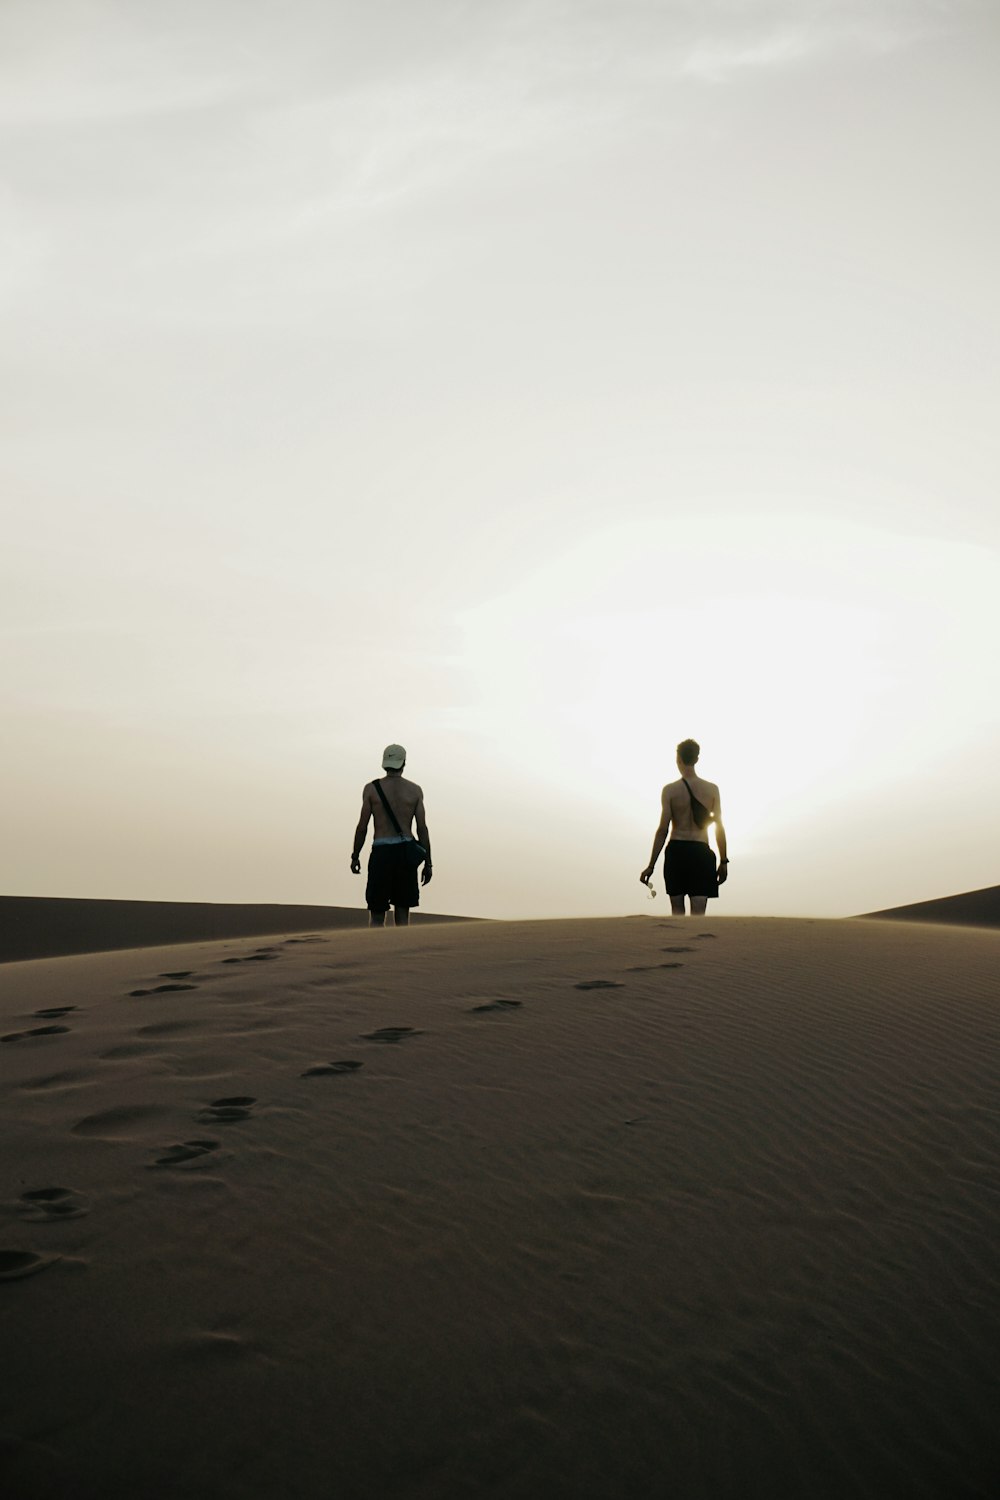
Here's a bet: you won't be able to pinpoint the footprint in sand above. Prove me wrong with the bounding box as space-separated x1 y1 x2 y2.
137 1019 206 1037
159 970 194 979
0 1250 61 1282
73 1104 169 1137
284 935 326 945
695 933 717 939
469 999 523 1013
219 953 280 965
361 1027 421 1043
18 1187 89 1222
129 983 199 997
33 1006 77 1019
626 962 684 972
17 1068 88 1090
100 1042 160 1060
150 1139 220 1168
170 1329 257 1364
300 1060 364 1077
2 1025 72 1044
661 946 695 953
574 980 625 991
197 1096 256 1124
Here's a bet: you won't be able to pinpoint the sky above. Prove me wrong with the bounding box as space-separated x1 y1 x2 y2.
2 0 999 921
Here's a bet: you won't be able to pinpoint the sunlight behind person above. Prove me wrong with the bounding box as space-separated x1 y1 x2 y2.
453 514 999 860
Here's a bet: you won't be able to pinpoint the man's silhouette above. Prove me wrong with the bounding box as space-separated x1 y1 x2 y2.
351 744 432 927
640 738 728 916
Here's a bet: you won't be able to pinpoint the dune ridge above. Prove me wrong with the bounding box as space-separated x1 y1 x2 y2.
2 916 999 1499
0 895 475 965
860 883 1000 928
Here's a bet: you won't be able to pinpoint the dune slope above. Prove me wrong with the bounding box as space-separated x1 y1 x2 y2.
2 916 998 1499
0 895 471 964
861 883 1000 928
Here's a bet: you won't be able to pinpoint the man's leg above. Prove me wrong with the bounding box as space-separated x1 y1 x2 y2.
690 896 708 916
367 847 390 927
670 896 687 916
394 907 410 927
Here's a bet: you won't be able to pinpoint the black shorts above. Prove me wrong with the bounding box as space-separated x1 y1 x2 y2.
663 840 718 898
366 844 420 913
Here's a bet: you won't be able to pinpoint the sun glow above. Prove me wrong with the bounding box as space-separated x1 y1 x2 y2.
455 515 999 852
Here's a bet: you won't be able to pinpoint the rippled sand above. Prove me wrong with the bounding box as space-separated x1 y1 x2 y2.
2 916 999 1498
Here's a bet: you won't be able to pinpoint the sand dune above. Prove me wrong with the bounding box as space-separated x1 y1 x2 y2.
861 883 1000 928
2 916 999 1499
0 895 474 965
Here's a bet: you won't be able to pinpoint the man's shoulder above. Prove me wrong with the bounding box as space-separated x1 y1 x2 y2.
666 776 718 795
385 775 422 796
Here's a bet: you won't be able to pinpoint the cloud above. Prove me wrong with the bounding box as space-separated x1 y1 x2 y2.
0 186 49 304
0 0 977 133
678 0 960 82
0 0 983 335
0 1 245 126
681 30 817 81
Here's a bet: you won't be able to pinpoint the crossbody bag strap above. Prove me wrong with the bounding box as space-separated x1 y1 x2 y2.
373 778 407 840
684 779 714 822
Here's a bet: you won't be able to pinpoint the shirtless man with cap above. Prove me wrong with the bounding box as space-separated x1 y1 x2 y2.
351 744 433 927
640 738 728 916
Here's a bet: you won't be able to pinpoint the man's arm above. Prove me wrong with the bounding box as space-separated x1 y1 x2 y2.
415 792 432 885
351 786 373 873
640 787 671 883
713 790 728 879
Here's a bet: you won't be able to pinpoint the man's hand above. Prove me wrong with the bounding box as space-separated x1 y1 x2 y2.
350 857 361 875
421 862 433 886
639 867 654 885
717 861 728 885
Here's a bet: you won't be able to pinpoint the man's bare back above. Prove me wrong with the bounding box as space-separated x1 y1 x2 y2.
661 772 720 844
363 774 425 842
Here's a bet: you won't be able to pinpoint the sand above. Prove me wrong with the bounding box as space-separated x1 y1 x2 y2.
861 883 1000 930
0 896 472 964
2 915 999 1499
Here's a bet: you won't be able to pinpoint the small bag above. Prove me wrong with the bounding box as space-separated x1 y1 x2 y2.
684 779 714 831
374 780 427 869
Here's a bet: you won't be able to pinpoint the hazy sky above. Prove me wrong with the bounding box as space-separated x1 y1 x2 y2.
3 0 999 920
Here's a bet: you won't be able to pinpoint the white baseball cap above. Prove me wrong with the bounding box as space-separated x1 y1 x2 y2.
381 743 406 770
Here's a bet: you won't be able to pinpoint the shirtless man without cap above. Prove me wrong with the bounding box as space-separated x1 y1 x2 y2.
640 738 728 916
351 744 433 927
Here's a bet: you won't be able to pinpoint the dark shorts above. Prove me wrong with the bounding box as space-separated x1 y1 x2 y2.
366 844 420 913
663 840 719 898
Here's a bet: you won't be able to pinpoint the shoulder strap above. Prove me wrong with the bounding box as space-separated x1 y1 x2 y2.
373 778 406 839
684 779 714 824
